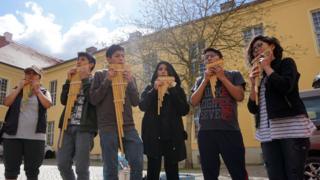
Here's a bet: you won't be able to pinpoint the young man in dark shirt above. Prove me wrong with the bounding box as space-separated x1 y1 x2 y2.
191 48 248 180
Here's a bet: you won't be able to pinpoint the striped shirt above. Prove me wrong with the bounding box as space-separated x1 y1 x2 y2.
255 77 316 142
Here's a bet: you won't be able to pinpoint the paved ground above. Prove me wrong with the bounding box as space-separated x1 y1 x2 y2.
0 159 268 179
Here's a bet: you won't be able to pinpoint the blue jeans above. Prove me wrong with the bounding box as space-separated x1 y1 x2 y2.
57 125 94 180
99 129 143 180
261 138 310 180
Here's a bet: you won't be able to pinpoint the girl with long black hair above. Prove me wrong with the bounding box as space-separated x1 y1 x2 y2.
139 61 189 180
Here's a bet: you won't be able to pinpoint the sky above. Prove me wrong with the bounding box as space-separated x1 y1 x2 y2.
0 0 144 60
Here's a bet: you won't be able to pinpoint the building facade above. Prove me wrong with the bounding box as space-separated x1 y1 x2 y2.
0 0 319 166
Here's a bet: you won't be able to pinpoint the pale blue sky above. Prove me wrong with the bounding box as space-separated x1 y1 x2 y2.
0 0 143 59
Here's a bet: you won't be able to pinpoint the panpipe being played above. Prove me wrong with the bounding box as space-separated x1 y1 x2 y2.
157 76 175 115
22 83 33 103
205 60 224 98
251 49 271 105
59 67 83 148
109 63 130 155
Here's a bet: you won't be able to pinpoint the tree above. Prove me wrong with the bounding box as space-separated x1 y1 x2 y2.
127 0 269 168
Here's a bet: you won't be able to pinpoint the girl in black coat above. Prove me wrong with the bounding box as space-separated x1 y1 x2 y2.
139 61 189 180
247 35 316 179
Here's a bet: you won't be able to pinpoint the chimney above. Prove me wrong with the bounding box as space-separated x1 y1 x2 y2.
128 31 142 41
4 32 13 42
86 46 97 54
220 0 236 12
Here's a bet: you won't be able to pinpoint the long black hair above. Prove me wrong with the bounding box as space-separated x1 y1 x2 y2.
150 61 181 86
247 35 284 65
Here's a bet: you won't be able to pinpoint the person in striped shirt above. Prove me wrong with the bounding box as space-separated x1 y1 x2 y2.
247 35 316 180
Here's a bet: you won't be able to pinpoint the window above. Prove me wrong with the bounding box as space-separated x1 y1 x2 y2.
49 80 57 106
189 40 205 76
0 78 8 105
193 107 200 139
46 121 54 146
199 63 205 76
302 96 320 126
243 24 264 45
143 52 158 82
312 10 320 50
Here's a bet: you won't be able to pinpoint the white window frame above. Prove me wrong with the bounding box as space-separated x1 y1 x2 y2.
143 52 158 82
189 40 205 76
193 106 200 140
243 24 264 46
46 121 54 146
0 78 8 105
311 9 320 53
49 80 57 106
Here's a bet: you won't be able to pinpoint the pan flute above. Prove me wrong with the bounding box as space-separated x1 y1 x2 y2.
59 68 83 148
157 76 175 115
251 49 271 105
22 84 33 103
109 64 130 155
205 60 224 98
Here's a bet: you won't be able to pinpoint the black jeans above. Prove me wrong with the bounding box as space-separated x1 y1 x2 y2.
146 140 179 180
3 138 45 180
198 130 248 180
261 138 310 180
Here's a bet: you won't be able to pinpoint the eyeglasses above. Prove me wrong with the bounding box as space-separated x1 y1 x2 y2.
204 54 219 60
253 42 264 52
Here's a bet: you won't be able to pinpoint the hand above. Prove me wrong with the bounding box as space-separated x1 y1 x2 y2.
212 65 225 80
249 65 260 85
123 70 133 82
107 68 116 81
259 50 273 71
67 67 77 80
154 79 164 90
169 81 177 88
18 79 30 89
31 80 41 95
79 66 91 80
204 68 214 82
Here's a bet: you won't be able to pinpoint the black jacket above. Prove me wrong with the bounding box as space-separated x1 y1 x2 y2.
247 57 307 128
58 78 97 133
2 87 48 135
139 85 189 162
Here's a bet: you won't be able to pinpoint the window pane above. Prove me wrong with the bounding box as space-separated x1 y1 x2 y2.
199 63 205 75
243 29 252 44
46 121 54 146
49 80 57 106
0 78 8 105
302 97 320 122
254 26 263 36
143 52 157 82
243 24 263 46
312 10 320 49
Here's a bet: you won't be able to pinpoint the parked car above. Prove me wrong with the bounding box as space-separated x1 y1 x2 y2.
0 143 55 159
301 88 320 179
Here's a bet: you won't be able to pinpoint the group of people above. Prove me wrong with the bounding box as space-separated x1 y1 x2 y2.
0 35 316 180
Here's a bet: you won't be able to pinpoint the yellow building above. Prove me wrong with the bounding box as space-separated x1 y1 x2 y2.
0 32 61 149
0 0 319 166
120 0 320 165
